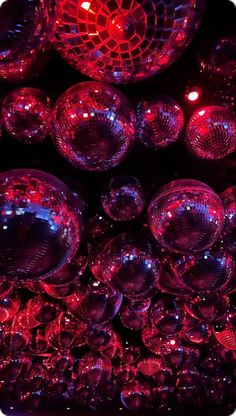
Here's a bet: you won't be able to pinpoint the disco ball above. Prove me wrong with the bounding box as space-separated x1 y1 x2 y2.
77 352 112 387
120 380 150 410
100 233 161 299
64 278 123 325
221 186 236 252
184 294 229 322
150 297 185 335
141 324 181 355
0 169 83 280
46 312 87 350
114 363 137 385
86 323 114 351
101 175 146 222
185 106 236 160
51 81 136 172
120 344 141 364
162 345 200 371
136 96 184 149
52 0 205 84
148 179 224 253
27 295 61 325
183 316 212 345
213 308 236 350
0 0 52 81
120 302 148 331
0 292 21 323
2 88 52 144
170 245 235 293
137 356 162 377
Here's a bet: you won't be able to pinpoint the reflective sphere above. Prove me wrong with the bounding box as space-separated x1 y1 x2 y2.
64 279 122 325
136 96 184 149
141 324 181 355
120 302 148 331
213 308 236 350
101 175 146 222
120 344 140 364
198 37 236 80
183 316 212 345
184 294 229 322
0 292 21 323
4 315 30 351
185 106 236 160
221 186 236 252
52 0 205 84
77 352 112 387
137 356 162 376
27 295 61 324
2 88 52 144
120 381 150 410
46 312 87 350
0 0 52 81
100 233 161 298
170 246 235 293
163 345 200 370
148 179 224 253
51 82 136 172
150 298 184 335
86 323 113 351
114 363 137 385
100 331 122 358
128 298 151 313
0 169 83 280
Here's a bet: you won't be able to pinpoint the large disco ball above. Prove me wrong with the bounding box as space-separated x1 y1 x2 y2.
0 169 83 280
0 0 52 81
52 0 205 84
51 82 136 171
148 179 224 253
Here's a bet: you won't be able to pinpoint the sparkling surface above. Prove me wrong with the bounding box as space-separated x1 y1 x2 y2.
101 175 146 222
46 312 86 350
136 96 184 149
184 294 229 322
120 301 148 331
0 0 52 81
213 308 236 350
221 186 236 252
185 106 236 160
120 380 150 410
148 179 224 253
2 88 52 144
0 169 83 280
150 298 184 335
0 292 21 323
27 295 61 325
100 233 161 298
52 0 205 84
51 81 136 172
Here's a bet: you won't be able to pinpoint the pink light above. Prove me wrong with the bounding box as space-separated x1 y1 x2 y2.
187 90 199 102
198 110 205 116
170 339 176 346
81 1 91 11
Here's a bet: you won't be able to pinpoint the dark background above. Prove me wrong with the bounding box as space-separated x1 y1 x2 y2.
0 0 236 415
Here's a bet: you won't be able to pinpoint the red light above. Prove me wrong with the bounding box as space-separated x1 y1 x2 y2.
81 1 91 11
188 91 199 102
185 87 202 103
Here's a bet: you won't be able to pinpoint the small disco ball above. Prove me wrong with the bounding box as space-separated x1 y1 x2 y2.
213 308 236 350
2 88 52 144
101 175 146 222
0 0 52 81
148 179 224 253
184 294 229 322
120 380 150 410
150 298 185 335
221 186 236 252
185 106 236 160
51 81 136 171
77 352 112 387
136 96 184 150
52 0 205 84
0 169 83 280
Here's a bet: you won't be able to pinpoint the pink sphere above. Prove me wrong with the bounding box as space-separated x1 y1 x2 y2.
148 179 224 253
46 312 87 350
120 302 148 331
52 0 205 84
2 88 51 144
101 175 146 222
136 96 184 149
0 169 83 280
141 324 181 355
184 294 229 322
213 308 236 350
150 297 184 335
185 106 236 160
51 82 136 171
27 295 61 325
77 352 112 387
221 186 236 252
120 380 150 410
183 316 212 345
100 233 161 298
86 323 113 351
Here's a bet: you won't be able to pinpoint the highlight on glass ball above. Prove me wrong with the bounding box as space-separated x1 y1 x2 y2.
221 186 236 252
185 106 236 160
0 169 83 280
101 175 146 222
100 232 162 299
0 0 52 81
2 88 52 144
148 179 224 253
136 96 184 150
52 0 205 84
51 81 136 172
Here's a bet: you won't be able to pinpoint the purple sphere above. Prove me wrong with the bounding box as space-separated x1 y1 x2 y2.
184 294 229 322
77 352 112 387
51 82 136 172
101 175 146 222
150 297 184 335
120 381 150 411
120 302 148 331
148 179 224 253
221 186 236 252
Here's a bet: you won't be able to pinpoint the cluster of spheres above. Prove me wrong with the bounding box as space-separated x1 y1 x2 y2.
0 0 236 414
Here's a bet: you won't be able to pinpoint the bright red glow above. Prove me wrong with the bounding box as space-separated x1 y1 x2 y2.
185 87 202 103
81 1 91 11
188 91 199 102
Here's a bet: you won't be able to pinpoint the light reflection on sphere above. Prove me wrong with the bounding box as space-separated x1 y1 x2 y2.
221 186 236 252
77 352 112 387
0 169 83 280
148 179 224 253
51 81 136 172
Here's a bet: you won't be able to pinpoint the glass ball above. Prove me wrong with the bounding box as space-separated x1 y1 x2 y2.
221 186 236 252
100 233 161 298
0 0 52 81
185 106 236 160
136 96 184 149
184 294 229 322
120 381 150 411
77 352 112 387
51 81 136 172
64 279 122 325
46 312 87 350
128 298 151 313
148 179 224 253
213 308 236 350
137 356 162 377
120 302 148 331
0 292 21 323
52 0 205 84
100 331 122 359
101 175 146 222
0 169 83 280
2 88 52 144
170 245 235 294
27 295 61 325
150 298 184 335
141 324 181 355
